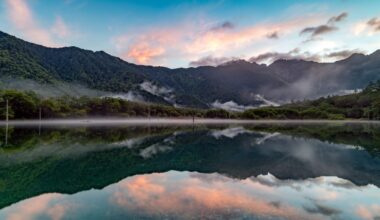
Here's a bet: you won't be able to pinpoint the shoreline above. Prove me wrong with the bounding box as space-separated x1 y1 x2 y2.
0 118 380 126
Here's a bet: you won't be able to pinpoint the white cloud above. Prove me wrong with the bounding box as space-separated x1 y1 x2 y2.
140 81 175 103
211 127 251 139
211 100 256 112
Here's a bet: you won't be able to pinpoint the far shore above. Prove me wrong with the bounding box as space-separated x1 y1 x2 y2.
0 118 380 126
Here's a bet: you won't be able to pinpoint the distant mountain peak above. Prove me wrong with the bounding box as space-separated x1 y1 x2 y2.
0 30 10 38
370 49 380 57
269 58 316 67
336 52 367 64
219 59 258 67
2 29 380 109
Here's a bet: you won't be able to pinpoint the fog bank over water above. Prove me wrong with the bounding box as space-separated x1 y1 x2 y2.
1 118 380 126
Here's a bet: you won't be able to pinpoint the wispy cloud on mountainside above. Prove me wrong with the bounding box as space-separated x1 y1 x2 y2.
248 48 364 64
189 56 239 67
140 81 176 103
325 49 364 59
249 48 322 63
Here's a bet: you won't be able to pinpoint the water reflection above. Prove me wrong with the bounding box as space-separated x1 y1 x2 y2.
1 171 379 220
0 122 379 219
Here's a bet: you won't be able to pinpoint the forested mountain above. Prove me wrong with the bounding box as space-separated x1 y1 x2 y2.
1 30 380 109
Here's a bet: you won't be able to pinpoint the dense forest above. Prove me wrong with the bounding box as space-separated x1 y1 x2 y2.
0 89 232 119
3 30 380 109
1 81 380 120
242 80 380 120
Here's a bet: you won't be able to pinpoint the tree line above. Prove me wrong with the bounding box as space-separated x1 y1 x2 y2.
1 81 380 120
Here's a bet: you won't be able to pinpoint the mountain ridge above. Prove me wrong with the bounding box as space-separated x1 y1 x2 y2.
1 30 380 109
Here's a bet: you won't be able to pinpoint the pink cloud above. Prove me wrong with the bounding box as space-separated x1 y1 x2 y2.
356 204 380 220
124 42 166 64
5 193 65 220
110 173 320 219
5 0 72 47
51 16 71 39
112 15 324 66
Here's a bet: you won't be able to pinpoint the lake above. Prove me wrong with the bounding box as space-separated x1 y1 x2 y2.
0 120 379 220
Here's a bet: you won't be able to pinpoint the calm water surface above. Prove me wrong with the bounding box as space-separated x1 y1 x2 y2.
0 121 379 220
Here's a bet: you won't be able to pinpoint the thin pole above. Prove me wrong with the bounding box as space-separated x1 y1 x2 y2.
6 99 8 122
5 122 8 146
39 107 42 135
5 99 8 146
148 105 151 120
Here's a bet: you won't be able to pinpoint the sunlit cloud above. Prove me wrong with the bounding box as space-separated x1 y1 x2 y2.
4 0 73 47
124 42 165 65
3 193 67 220
112 14 324 66
356 204 380 220
352 17 380 36
1 171 379 219
110 172 314 219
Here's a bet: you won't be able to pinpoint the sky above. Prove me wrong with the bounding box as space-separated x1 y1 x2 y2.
1 0 380 68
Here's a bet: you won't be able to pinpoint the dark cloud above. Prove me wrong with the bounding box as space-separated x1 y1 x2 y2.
210 21 235 31
189 56 239 67
300 12 348 38
328 12 348 24
269 201 281 208
300 25 338 37
367 17 380 31
249 48 321 64
326 49 364 60
266 31 279 39
304 204 341 216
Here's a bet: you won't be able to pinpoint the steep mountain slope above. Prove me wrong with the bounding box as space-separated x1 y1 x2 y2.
0 31 177 105
1 30 380 109
0 31 144 89
147 60 287 106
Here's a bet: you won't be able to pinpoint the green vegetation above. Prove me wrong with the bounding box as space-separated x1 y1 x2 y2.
1 81 380 120
241 81 380 120
0 90 205 119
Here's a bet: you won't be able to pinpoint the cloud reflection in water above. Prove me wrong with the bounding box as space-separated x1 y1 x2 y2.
1 171 379 220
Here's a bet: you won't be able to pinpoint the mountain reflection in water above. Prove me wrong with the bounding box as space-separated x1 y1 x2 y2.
0 122 379 219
